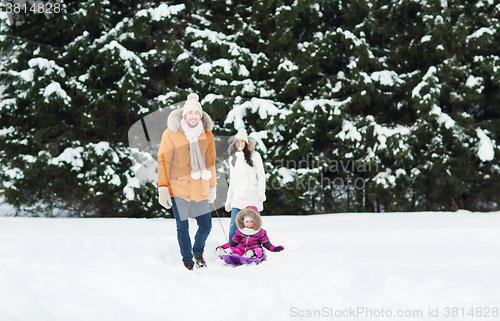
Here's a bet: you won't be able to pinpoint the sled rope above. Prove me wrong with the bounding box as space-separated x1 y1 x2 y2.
211 203 228 243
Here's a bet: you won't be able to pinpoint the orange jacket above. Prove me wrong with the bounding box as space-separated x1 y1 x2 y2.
157 109 216 202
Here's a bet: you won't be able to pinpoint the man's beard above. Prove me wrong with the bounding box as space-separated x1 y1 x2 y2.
187 120 200 128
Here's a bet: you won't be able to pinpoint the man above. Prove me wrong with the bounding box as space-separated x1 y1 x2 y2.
157 93 217 270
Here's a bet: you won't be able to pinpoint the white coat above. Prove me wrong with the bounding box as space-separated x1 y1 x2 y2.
225 138 266 212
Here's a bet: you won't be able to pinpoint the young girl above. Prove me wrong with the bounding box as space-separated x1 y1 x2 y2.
216 206 284 259
225 128 266 240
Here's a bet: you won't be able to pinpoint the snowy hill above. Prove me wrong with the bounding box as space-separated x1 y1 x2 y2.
1 211 500 321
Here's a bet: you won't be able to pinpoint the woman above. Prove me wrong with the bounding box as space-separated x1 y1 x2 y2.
225 128 266 240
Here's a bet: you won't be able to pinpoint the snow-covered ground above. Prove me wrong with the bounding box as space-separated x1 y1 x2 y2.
0 198 15 217
1 211 500 321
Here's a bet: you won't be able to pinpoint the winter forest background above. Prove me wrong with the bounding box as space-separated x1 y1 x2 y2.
0 0 499 218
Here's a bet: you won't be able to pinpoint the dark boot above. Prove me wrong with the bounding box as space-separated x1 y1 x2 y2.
194 254 207 268
183 261 194 270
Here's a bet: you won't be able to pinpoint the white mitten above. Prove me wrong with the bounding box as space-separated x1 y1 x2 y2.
209 187 217 203
158 187 172 209
224 201 231 212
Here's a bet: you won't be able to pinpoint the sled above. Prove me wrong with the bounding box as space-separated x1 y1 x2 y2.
220 254 267 266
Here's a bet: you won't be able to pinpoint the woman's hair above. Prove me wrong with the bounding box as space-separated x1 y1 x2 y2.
230 141 253 167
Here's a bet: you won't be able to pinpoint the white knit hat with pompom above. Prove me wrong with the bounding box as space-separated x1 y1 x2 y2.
182 93 203 118
235 128 248 143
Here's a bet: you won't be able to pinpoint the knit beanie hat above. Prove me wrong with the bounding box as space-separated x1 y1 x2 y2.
235 128 248 143
182 93 203 118
243 216 254 224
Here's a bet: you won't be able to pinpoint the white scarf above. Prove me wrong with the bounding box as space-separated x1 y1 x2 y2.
239 227 259 236
180 118 212 180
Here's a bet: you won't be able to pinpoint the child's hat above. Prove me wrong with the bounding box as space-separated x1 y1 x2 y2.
245 205 258 213
236 206 261 230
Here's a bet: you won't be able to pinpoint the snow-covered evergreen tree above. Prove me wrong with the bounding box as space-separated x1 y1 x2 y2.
1 0 499 216
0 1 189 216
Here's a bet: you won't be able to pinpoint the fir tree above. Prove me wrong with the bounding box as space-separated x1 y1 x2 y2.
1 0 499 216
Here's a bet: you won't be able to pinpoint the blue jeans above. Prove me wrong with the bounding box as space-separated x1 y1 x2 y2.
171 197 212 264
228 207 241 241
